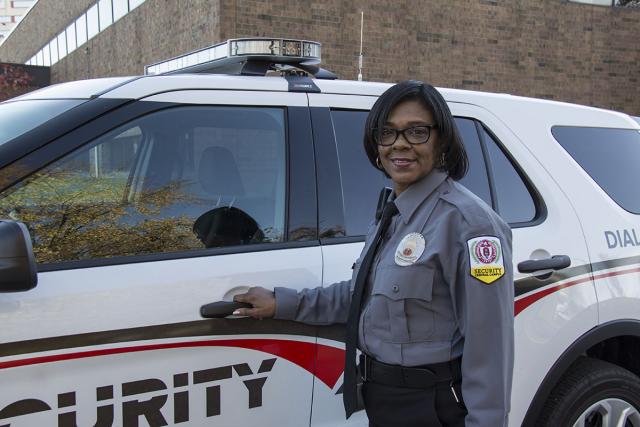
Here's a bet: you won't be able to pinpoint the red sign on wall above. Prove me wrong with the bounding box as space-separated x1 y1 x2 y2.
0 63 50 101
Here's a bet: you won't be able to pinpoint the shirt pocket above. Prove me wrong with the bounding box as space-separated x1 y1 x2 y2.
371 264 435 343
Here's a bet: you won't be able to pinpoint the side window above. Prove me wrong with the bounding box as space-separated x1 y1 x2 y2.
552 126 640 214
454 117 492 207
331 110 388 236
0 106 287 264
481 127 537 224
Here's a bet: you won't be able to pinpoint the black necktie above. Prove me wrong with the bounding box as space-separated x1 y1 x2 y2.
343 201 399 417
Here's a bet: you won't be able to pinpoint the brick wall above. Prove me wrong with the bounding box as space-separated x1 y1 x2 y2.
0 0 638 114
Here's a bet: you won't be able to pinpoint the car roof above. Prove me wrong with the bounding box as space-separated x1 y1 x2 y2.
10 73 638 131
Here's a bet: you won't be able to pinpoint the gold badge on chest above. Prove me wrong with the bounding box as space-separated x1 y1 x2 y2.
395 233 426 266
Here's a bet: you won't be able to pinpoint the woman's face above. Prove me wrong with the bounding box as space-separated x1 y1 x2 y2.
377 99 439 195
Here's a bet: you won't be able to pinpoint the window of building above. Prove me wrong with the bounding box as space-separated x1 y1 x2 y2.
0 106 287 265
113 0 129 21
568 0 639 6
568 0 612 5
98 0 112 31
49 38 58 64
42 45 50 66
86 4 99 39
129 0 146 10
57 32 67 60
0 1 5 9
11 1 34 8
0 16 11 23
481 128 537 224
36 49 43 66
552 126 640 214
66 22 77 53
76 13 87 45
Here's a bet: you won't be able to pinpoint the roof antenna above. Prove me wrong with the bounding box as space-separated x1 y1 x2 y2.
358 11 364 81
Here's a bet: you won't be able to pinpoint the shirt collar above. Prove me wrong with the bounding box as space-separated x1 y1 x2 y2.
392 170 448 224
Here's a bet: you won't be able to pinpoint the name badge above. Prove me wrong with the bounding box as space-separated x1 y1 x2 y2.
395 233 425 266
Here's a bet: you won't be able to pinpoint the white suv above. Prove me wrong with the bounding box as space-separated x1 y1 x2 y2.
1 38 639 427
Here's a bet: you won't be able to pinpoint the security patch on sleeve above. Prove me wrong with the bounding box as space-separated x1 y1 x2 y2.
467 236 505 284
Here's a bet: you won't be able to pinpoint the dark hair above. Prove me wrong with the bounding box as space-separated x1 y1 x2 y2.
363 80 468 180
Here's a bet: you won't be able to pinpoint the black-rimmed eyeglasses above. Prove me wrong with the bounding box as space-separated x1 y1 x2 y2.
373 125 437 146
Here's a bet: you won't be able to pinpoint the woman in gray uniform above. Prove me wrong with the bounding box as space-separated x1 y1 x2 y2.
234 80 514 427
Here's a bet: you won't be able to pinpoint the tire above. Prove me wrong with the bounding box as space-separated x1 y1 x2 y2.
536 357 640 427
537 357 640 427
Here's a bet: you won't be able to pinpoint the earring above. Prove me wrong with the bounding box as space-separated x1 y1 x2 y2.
440 152 446 167
376 156 383 169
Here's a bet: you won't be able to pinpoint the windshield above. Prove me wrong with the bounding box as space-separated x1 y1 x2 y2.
0 99 84 147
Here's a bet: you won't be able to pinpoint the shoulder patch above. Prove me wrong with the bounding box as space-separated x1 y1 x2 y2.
467 236 505 284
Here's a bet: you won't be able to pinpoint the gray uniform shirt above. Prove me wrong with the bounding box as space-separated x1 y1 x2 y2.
274 170 514 427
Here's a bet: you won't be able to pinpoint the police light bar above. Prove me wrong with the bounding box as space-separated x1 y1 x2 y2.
145 38 322 75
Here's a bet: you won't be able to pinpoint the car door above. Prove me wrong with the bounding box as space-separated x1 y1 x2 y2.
307 94 595 427
0 91 321 427
449 102 596 427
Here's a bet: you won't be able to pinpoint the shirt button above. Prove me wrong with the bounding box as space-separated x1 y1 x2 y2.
392 285 399 292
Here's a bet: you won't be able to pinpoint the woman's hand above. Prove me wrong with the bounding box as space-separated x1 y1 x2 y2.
233 287 276 319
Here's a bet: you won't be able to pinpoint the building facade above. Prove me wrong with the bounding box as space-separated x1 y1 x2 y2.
0 0 36 42
0 0 638 115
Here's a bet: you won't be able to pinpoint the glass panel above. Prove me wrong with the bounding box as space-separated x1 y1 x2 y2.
331 110 388 236
0 106 287 263
454 118 492 207
66 22 77 53
98 0 113 31
76 14 87 45
11 0 34 7
113 0 128 21
568 0 612 4
49 38 58 64
0 16 10 23
482 128 537 223
57 32 67 60
0 100 83 146
86 5 99 39
42 45 50 66
129 0 145 9
552 126 640 214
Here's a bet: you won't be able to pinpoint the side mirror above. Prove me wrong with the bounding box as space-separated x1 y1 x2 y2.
0 220 37 292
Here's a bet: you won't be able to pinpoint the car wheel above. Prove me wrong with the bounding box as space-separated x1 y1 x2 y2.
537 357 640 427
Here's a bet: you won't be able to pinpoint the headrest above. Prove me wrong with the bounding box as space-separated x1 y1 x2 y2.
193 206 264 248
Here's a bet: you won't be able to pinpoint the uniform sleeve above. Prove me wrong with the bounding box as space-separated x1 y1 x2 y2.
451 223 514 427
273 280 352 325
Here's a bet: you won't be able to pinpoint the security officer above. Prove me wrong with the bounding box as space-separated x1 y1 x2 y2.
234 80 514 427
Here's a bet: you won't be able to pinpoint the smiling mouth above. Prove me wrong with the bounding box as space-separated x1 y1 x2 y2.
390 158 416 167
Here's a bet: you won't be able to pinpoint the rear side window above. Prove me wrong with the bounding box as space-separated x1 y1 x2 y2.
454 118 492 207
331 110 388 236
481 127 537 224
552 126 640 214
